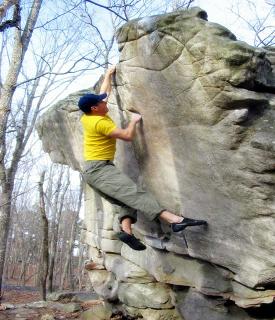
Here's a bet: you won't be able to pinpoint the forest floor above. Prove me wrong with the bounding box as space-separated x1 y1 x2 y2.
0 285 130 320
0 287 81 319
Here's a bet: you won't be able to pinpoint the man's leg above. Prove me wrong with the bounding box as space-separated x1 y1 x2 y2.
159 210 207 232
83 164 146 250
84 162 164 221
84 161 207 238
121 217 132 234
116 217 146 250
92 190 146 251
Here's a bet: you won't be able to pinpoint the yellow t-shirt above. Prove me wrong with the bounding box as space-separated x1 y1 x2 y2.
81 114 117 160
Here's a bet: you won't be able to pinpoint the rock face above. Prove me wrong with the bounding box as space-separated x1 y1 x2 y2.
37 7 275 320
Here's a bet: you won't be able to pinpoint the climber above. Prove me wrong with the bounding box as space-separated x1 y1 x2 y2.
79 66 207 251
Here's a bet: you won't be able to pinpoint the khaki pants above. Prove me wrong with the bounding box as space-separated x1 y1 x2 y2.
83 160 165 223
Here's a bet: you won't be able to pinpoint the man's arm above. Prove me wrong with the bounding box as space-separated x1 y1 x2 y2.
109 113 142 141
100 66 116 96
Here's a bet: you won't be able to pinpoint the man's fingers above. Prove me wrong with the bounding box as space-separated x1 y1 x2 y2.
131 113 142 122
107 65 116 75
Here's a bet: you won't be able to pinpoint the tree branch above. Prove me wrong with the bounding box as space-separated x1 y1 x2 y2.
85 0 127 21
16 62 104 88
34 1 82 30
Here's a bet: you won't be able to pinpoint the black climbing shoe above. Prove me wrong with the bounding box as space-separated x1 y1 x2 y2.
117 231 146 251
171 217 207 232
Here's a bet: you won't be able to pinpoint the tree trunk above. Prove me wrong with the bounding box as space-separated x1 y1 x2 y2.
0 185 12 296
47 239 57 293
38 171 49 301
61 179 83 290
60 212 77 290
77 242 88 291
48 169 69 292
0 0 42 296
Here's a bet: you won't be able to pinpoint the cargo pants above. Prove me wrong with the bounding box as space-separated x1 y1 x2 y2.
83 160 165 223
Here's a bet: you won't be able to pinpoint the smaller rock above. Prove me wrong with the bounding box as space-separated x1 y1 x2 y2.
118 282 173 309
41 314 55 320
15 315 27 320
84 260 105 271
104 253 154 283
47 290 98 303
81 303 112 320
50 302 82 313
26 301 49 308
88 270 118 301
125 305 181 320
0 303 15 310
71 292 99 303
47 292 75 302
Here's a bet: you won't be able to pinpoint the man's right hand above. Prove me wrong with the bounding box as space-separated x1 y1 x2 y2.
131 113 142 123
106 66 116 76
109 113 142 141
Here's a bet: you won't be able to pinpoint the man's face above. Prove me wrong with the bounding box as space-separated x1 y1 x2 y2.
93 100 108 114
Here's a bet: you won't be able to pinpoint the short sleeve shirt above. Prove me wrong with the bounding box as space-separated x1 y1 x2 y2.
81 114 117 160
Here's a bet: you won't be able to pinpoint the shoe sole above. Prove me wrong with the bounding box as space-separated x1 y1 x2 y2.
172 221 208 232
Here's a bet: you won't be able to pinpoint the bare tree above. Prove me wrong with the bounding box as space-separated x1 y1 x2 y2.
76 241 88 291
169 0 195 10
0 0 101 295
3 160 85 292
230 0 274 47
0 0 42 296
47 166 70 293
38 170 48 301
4 171 41 286
60 179 83 290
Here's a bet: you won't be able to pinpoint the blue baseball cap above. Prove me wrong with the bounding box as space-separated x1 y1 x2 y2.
78 93 107 113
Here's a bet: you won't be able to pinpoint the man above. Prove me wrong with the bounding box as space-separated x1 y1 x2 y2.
79 67 207 251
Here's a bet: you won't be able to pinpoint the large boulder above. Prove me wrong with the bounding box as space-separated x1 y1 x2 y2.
115 7 275 289
37 7 275 320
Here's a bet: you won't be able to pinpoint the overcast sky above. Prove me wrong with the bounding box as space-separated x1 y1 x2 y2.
196 0 274 45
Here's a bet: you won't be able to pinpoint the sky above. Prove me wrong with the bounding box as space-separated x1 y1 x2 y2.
196 0 274 45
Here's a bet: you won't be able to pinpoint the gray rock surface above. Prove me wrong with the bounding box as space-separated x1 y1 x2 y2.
49 302 82 313
80 303 112 320
83 229 122 253
41 315 55 320
175 288 253 320
118 282 173 309
37 7 275 320
87 270 118 301
47 292 76 302
104 253 155 283
125 305 181 320
121 244 232 295
115 7 275 289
